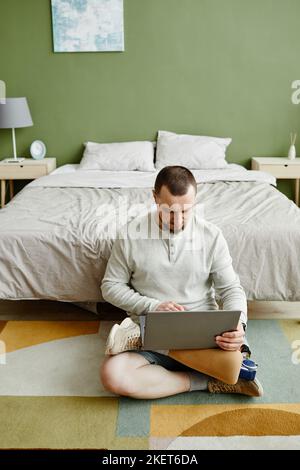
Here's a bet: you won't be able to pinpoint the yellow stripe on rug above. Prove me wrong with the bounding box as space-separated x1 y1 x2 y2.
0 321 100 352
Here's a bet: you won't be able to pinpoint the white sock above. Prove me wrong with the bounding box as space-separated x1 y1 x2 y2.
187 370 209 391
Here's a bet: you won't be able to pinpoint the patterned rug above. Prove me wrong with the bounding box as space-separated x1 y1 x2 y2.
0 319 300 450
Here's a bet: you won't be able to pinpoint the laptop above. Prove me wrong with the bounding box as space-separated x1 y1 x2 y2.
139 310 242 350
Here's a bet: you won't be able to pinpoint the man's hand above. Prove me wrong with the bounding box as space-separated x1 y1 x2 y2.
155 301 186 312
215 321 245 351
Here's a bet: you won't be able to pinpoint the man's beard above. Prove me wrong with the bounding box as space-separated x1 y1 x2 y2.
159 213 184 233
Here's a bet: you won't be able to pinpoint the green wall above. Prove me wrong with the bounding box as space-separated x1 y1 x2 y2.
1 0 300 198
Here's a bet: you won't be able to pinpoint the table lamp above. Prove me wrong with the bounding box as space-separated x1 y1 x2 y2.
0 97 33 163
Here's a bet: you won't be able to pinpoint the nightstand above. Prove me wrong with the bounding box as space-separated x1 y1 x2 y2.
0 157 56 208
251 157 300 206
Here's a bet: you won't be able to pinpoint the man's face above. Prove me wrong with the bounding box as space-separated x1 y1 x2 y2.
152 184 196 233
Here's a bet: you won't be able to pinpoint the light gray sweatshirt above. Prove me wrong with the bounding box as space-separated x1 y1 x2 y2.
101 210 247 325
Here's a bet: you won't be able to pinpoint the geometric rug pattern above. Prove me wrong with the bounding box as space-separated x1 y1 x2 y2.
0 319 300 449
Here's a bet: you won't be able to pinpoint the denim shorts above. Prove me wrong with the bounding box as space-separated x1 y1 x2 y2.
128 349 195 372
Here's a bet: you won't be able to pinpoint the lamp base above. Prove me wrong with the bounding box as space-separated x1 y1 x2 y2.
3 157 25 163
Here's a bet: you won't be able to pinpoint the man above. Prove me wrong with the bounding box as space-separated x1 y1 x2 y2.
100 166 263 399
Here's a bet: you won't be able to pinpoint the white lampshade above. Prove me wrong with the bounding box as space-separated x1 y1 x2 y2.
0 97 33 129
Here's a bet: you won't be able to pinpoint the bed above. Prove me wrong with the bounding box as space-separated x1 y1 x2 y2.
0 163 299 306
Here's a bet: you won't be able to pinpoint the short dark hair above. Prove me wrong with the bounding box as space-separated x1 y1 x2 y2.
154 165 197 196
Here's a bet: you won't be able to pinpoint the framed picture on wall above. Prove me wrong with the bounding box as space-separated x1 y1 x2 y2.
51 0 124 52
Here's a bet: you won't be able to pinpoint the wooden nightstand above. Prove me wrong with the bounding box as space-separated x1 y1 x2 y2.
251 157 300 206
0 157 56 208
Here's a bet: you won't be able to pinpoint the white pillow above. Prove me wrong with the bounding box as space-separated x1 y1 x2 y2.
155 130 231 170
79 141 155 171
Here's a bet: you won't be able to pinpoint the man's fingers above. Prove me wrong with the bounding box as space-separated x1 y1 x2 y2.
220 333 244 341
176 304 185 312
165 303 181 311
216 341 242 350
170 302 185 311
215 336 243 346
215 335 244 344
222 330 244 338
216 341 241 351
221 331 237 338
157 301 186 311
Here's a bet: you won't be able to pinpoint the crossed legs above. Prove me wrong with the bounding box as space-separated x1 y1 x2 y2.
100 352 191 399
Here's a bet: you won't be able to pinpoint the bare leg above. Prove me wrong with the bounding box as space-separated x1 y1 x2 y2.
100 352 191 399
